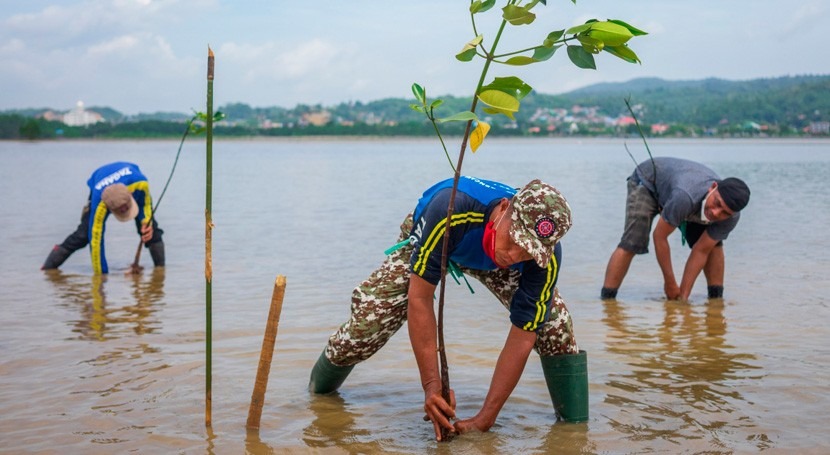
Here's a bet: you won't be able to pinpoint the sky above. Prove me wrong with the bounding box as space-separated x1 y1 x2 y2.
1 0 827 115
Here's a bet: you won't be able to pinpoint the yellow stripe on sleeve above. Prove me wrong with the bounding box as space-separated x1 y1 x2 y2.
128 181 152 220
523 254 559 331
413 211 484 276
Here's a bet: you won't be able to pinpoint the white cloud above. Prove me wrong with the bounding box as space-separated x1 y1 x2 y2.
87 35 140 56
280 39 340 78
0 0 826 113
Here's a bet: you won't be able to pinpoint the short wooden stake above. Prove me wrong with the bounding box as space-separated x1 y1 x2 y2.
246 275 287 430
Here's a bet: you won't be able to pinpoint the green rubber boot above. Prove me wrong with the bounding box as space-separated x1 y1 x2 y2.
308 350 355 394
541 350 589 423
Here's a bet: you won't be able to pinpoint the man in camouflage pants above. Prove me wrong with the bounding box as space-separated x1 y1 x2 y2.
310 177 588 440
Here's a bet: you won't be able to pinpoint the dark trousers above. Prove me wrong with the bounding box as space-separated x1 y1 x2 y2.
59 203 164 253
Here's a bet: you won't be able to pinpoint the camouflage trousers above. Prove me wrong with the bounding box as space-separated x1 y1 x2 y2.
324 214 579 367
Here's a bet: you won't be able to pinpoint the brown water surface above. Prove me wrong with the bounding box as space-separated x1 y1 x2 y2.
1 138 828 454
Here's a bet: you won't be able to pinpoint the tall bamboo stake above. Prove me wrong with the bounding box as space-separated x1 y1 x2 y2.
246 275 287 430
205 46 215 428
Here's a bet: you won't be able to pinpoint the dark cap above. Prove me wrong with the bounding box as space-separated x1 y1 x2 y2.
717 177 750 212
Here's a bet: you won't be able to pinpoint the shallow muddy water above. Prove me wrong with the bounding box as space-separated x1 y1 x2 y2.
1 137 828 454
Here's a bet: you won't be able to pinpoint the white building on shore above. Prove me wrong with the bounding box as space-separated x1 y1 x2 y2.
62 101 104 126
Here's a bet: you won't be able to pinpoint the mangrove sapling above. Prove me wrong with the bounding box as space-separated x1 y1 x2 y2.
410 0 647 441
128 110 224 275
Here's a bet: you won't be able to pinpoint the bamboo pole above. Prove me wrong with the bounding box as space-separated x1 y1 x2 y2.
205 46 215 428
246 275 287 430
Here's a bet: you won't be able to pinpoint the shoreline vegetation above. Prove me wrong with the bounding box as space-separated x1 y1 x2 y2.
4 136 829 144
2 75 828 141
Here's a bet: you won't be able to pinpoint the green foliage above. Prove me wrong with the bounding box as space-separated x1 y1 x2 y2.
1 76 827 141
19 119 41 139
411 0 647 165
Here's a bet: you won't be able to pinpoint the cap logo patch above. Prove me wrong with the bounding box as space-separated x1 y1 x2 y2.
535 217 556 238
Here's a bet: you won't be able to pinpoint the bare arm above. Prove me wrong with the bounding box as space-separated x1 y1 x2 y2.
407 273 456 441
679 230 718 300
454 324 536 434
653 217 680 299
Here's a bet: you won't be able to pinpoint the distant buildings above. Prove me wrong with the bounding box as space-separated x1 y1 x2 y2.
807 121 830 135
61 101 103 127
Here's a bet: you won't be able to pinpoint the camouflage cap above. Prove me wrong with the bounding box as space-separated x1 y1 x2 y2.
508 179 572 267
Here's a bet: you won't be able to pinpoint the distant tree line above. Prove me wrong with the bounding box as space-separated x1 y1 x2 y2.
1 75 828 140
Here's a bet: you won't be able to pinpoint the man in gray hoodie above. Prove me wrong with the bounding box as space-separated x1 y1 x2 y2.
601 157 750 301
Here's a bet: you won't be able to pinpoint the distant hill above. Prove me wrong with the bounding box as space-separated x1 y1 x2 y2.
2 74 828 139
550 75 830 126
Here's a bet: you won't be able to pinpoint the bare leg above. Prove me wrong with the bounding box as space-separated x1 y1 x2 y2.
703 245 725 298
603 247 636 290
703 245 724 286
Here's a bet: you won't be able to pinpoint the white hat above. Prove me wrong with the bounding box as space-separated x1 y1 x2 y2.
101 183 138 222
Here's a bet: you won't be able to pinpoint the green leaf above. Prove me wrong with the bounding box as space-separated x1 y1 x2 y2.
543 30 565 47
577 35 603 53
604 44 641 64
409 103 425 113
436 111 479 123
609 19 648 36
587 21 634 46
532 44 560 61
480 76 533 101
567 45 596 69
411 83 425 104
456 35 483 62
470 0 496 14
504 55 537 66
502 4 536 26
456 48 477 62
478 89 520 113
565 23 591 35
482 106 516 120
430 99 444 109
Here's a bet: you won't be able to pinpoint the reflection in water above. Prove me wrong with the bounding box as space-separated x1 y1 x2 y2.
601 299 769 449
538 420 594 454
303 394 382 453
244 428 275 455
44 268 166 341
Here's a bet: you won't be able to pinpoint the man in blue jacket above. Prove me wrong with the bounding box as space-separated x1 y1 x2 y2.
42 162 165 274
309 176 587 440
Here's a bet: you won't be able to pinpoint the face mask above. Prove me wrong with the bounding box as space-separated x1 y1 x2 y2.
482 221 499 265
482 206 509 268
700 190 712 223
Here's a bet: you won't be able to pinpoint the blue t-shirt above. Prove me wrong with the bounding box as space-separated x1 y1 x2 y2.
408 176 563 332
86 162 152 274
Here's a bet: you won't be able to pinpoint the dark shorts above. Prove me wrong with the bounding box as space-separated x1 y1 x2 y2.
682 222 723 249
